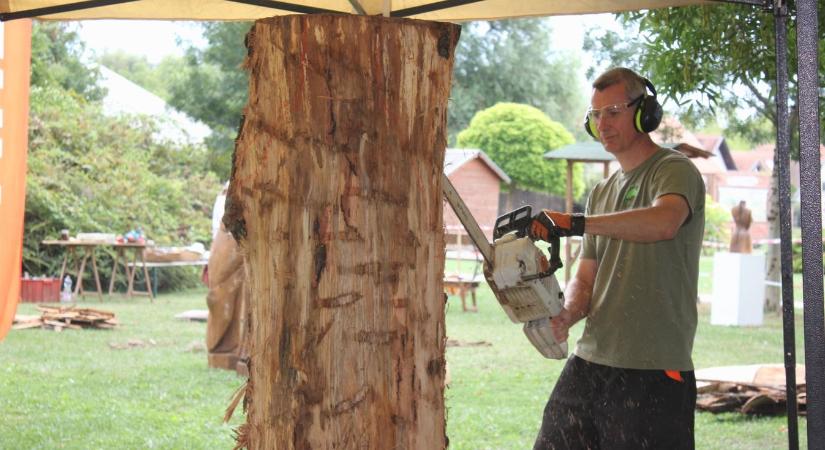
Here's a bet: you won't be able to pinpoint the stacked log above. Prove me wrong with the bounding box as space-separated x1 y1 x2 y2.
12 306 117 331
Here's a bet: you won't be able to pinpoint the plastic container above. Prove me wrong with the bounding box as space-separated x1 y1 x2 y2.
20 277 61 303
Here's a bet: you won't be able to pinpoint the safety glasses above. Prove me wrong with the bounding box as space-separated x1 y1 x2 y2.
587 95 643 123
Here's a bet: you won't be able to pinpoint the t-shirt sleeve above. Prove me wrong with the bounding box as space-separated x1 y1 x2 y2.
652 156 706 223
581 190 598 260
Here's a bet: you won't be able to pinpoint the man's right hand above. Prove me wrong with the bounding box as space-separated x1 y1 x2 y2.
529 210 586 242
550 308 575 343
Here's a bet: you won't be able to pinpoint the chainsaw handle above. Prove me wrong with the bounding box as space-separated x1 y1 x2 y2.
545 235 563 272
521 235 563 282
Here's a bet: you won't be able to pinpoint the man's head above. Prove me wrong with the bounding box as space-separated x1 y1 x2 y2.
593 67 648 101
584 68 662 154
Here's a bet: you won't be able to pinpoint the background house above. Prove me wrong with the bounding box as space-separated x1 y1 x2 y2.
98 65 212 145
443 148 510 245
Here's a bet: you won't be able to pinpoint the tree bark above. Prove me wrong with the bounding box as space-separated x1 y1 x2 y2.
765 149 781 313
223 15 460 449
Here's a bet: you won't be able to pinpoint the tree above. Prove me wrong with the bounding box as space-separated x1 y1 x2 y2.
25 84 220 289
30 22 105 102
584 4 824 140
456 103 582 198
584 4 825 312
450 19 587 143
98 50 184 100
167 20 587 175
167 22 252 178
226 15 454 447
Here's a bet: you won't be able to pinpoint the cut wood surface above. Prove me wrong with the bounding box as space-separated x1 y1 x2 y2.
224 14 459 449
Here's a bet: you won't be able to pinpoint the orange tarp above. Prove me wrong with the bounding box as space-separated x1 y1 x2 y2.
0 19 32 341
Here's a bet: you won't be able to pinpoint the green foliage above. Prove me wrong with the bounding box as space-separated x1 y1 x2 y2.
456 103 581 197
98 50 185 101
25 85 220 289
450 19 587 143
584 4 825 151
164 20 589 174
168 22 252 178
703 195 731 252
30 22 106 102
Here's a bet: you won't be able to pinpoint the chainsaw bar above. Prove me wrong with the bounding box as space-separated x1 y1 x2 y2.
441 174 493 265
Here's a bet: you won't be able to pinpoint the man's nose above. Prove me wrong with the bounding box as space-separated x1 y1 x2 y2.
596 115 610 133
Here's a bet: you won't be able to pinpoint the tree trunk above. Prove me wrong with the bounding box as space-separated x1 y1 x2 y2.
765 149 781 313
223 15 460 449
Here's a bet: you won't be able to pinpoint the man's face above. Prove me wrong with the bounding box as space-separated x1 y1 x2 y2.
590 82 639 155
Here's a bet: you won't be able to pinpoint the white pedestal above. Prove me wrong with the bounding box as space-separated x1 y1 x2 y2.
711 252 765 326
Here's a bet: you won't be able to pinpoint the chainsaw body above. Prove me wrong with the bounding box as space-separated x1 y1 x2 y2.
441 176 567 360
485 231 568 359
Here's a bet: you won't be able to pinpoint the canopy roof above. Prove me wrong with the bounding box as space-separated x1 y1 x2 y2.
545 142 615 163
545 141 713 163
1 0 710 21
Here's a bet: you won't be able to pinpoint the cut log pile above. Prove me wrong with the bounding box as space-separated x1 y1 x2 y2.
696 364 806 415
12 306 118 331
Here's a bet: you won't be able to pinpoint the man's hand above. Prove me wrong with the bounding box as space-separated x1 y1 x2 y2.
529 210 586 242
550 308 576 343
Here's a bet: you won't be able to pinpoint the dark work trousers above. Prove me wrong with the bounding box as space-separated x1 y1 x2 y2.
533 355 696 450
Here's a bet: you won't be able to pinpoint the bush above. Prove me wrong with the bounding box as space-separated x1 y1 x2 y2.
791 242 825 274
456 103 582 198
24 85 221 291
703 195 731 254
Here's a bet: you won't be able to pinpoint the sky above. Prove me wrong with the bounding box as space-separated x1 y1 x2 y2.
75 14 620 68
76 20 207 64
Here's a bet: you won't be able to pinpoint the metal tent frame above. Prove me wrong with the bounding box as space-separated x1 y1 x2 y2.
1 1 821 448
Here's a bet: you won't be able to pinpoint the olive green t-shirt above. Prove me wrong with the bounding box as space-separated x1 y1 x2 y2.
576 148 705 370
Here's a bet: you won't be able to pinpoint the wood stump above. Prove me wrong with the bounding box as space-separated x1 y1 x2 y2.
224 15 460 449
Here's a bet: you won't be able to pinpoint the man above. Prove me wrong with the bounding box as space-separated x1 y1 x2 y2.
530 67 705 449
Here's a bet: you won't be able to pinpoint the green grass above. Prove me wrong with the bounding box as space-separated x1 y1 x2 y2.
1 291 244 449
0 284 809 449
444 287 808 450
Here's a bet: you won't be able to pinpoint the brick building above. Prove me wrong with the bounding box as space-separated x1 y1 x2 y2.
443 149 510 244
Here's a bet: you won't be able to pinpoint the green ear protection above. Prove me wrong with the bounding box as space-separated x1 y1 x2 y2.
584 77 663 140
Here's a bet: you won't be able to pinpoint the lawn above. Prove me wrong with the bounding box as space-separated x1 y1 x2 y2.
0 275 808 449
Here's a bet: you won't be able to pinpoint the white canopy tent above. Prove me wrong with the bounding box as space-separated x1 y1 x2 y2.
1 2 821 449
1 0 710 21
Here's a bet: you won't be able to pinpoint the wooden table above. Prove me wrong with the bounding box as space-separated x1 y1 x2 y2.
126 259 208 297
42 240 105 301
42 240 153 302
444 274 481 312
109 242 153 301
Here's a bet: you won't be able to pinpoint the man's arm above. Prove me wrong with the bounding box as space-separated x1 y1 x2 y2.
551 257 597 342
584 194 690 243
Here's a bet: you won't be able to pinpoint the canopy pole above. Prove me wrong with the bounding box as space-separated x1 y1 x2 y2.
0 0 137 22
772 2 799 448
565 160 574 282
795 0 825 447
347 0 367 15
226 0 344 14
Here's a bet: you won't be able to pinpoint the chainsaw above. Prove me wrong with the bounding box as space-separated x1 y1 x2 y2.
442 174 568 359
